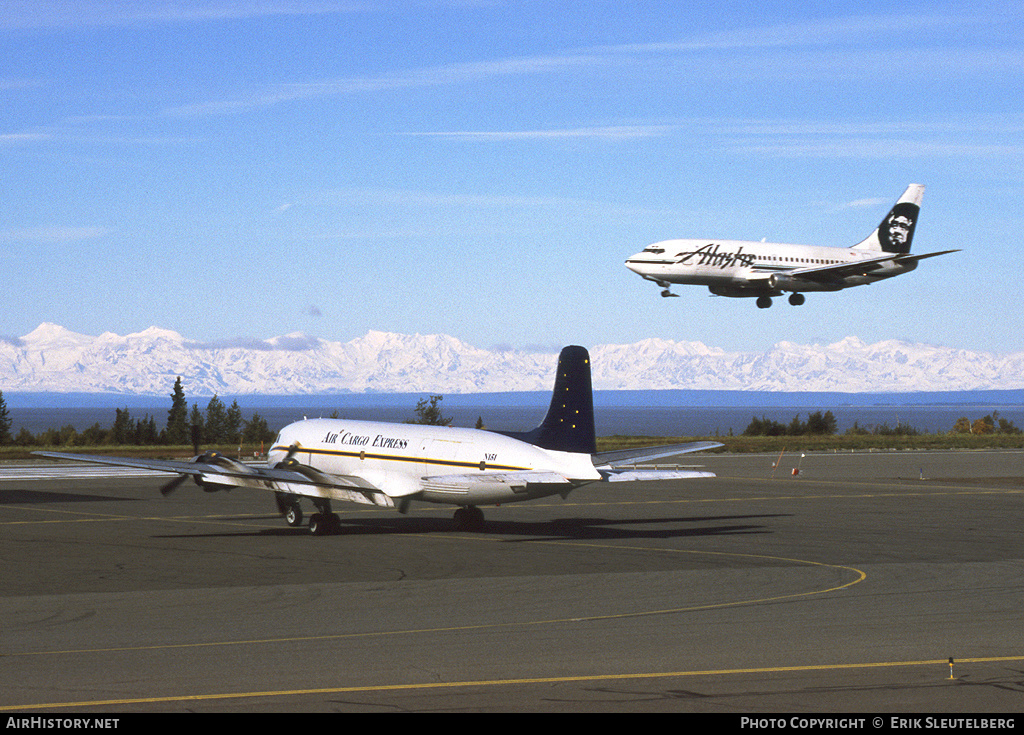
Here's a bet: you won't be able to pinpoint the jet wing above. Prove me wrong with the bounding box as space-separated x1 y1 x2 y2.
786 249 960 284
32 451 396 508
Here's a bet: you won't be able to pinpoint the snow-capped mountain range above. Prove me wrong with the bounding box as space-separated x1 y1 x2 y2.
2 323 1022 395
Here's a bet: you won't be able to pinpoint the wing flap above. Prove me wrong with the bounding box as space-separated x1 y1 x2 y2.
604 469 716 482
789 253 897 282
789 249 959 283
422 470 572 494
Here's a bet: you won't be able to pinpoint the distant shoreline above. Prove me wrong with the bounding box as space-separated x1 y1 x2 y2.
6 390 1024 438
6 388 1024 409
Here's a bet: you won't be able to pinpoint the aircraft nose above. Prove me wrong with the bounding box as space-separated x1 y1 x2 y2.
624 256 646 274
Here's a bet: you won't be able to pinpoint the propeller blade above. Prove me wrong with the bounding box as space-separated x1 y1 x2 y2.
159 474 190 496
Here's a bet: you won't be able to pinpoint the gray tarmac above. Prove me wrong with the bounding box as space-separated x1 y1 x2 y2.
2 449 1023 713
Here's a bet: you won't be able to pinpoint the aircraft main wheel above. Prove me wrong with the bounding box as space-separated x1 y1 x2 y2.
789 293 806 306
309 512 341 536
756 296 772 309
285 504 303 527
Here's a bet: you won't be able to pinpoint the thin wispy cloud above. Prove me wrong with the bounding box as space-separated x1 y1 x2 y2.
0 226 111 244
154 8 1023 124
0 131 51 145
838 197 890 210
0 1 366 31
406 116 1024 160
399 125 674 142
163 53 606 117
606 13 972 54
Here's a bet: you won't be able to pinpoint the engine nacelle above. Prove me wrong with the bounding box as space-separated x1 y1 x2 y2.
768 273 798 292
193 474 234 492
767 273 842 293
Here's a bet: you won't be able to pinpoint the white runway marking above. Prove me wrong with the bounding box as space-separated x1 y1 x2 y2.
0 465 168 481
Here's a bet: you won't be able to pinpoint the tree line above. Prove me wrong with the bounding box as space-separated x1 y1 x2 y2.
742 411 838 436
0 378 276 448
742 410 1021 437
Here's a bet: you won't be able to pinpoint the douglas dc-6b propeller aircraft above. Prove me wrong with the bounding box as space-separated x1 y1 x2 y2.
625 184 958 309
36 346 720 535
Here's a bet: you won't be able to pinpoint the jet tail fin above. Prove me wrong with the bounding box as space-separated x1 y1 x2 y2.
853 183 924 254
499 345 597 455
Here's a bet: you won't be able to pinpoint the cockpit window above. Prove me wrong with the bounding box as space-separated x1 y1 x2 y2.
643 247 665 254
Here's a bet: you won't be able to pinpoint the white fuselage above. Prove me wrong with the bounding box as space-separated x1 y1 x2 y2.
268 418 601 506
625 238 916 295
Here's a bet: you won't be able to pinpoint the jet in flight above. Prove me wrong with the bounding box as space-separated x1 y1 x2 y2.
36 346 720 535
625 184 958 308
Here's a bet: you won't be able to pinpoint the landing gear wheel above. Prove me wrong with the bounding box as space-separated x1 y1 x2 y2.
309 512 341 536
284 504 303 527
756 295 773 309
788 293 805 306
453 506 485 531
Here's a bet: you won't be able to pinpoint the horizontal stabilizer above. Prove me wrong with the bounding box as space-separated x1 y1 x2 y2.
593 441 723 468
894 249 961 263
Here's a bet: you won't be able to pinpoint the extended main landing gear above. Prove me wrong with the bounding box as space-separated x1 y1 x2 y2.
276 492 342 535
308 511 342 536
453 505 485 531
756 293 806 309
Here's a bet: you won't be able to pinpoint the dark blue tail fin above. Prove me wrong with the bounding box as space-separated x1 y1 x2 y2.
501 345 597 455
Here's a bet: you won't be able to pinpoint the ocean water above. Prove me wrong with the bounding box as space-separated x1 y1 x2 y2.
8 392 1024 438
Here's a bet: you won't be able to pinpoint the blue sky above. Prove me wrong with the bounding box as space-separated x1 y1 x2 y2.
2 1 1022 355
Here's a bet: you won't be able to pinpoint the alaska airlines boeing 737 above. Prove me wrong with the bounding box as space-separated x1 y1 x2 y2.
625 184 958 308
36 347 720 535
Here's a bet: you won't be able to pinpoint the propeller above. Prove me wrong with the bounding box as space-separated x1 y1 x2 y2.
157 451 220 496
159 473 189 496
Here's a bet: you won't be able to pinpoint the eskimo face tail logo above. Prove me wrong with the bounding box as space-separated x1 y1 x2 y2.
880 202 919 253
